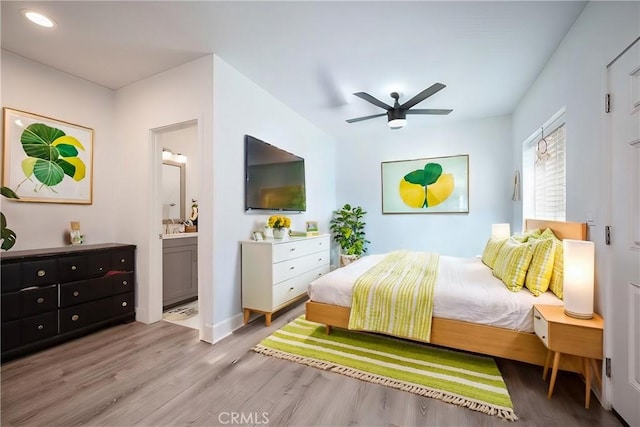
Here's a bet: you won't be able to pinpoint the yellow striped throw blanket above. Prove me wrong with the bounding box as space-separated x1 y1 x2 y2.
348 250 440 342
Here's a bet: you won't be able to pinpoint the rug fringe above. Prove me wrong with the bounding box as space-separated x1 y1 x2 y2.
252 345 336 371
330 365 518 421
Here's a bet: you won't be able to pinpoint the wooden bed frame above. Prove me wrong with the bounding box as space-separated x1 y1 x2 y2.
305 219 588 372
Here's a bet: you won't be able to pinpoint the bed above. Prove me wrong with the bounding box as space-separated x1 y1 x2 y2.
305 219 587 372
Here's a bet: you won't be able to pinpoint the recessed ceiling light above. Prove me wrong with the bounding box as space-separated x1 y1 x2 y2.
21 9 56 28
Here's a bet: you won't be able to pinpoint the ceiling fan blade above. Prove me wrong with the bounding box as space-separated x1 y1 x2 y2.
346 113 387 123
406 109 453 115
400 83 446 110
353 92 392 110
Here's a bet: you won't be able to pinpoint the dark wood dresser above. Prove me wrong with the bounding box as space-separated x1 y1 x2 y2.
1 243 136 362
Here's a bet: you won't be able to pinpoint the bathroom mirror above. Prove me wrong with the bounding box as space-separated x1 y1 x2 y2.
162 160 186 221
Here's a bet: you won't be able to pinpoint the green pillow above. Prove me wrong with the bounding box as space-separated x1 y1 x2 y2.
493 238 534 292
524 238 556 296
481 237 507 269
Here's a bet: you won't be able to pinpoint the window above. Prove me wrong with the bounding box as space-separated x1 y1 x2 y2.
522 110 566 221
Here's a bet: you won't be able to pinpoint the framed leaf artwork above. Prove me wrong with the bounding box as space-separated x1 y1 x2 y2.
381 154 469 214
2 108 94 204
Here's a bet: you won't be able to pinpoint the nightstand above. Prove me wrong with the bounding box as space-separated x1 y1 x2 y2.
533 304 604 409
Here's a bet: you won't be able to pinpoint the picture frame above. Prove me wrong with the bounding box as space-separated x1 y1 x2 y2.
252 231 264 241
381 154 469 214
2 108 94 204
305 220 319 236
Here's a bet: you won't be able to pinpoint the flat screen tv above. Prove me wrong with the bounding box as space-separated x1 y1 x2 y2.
244 135 306 212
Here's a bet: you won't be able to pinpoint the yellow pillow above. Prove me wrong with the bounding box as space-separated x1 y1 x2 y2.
548 239 564 299
524 238 556 296
538 228 557 241
481 238 507 269
511 228 541 243
493 238 534 292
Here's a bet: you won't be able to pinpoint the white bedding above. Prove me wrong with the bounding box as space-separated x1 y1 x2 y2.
308 254 563 333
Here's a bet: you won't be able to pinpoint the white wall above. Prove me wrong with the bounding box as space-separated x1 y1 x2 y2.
212 55 337 328
336 115 513 257
1 51 118 250
113 56 214 339
512 1 639 314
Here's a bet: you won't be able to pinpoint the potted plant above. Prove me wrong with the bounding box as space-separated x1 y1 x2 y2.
268 214 291 239
329 204 370 266
1 186 19 250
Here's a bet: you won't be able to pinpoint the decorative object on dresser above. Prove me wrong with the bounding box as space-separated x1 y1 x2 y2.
1 243 136 362
267 215 291 240
242 235 330 326
533 304 603 409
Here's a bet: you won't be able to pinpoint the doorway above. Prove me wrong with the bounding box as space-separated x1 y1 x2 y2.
152 120 200 331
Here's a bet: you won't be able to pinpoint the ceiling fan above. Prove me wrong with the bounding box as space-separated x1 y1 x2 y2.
346 83 453 129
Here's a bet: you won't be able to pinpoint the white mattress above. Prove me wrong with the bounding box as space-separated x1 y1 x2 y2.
308 254 563 333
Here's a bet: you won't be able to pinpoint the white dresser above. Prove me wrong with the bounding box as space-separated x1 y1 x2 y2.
241 234 331 326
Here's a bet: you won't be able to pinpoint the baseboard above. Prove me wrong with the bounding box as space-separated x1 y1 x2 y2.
201 322 214 344
212 313 244 344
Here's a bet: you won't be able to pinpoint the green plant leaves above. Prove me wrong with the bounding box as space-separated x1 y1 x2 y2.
329 203 369 256
403 163 442 186
18 123 86 191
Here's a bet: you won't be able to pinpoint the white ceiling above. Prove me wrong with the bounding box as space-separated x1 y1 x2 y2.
1 1 587 142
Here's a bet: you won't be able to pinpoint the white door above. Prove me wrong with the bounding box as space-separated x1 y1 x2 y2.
608 38 640 427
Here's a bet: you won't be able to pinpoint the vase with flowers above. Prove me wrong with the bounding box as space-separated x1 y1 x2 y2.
268 215 291 240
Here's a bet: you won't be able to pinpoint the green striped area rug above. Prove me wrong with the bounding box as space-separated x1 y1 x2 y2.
253 316 517 421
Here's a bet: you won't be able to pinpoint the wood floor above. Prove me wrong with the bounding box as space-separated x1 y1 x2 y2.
1 302 621 426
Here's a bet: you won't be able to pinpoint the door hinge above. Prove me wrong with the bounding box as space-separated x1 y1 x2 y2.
605 93 611 113
605 358 611 378
605 226 611 245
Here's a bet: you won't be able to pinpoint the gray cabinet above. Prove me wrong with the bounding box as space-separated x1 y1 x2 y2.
162 236 197 308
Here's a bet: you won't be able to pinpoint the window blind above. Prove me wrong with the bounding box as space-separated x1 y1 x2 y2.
522 109 566 222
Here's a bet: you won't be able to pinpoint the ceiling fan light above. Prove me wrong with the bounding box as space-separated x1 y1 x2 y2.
21 9 56 28
388 118 407 129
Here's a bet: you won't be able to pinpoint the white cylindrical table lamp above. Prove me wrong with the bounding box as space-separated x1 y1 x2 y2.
563 239 595 319
491 223 511 240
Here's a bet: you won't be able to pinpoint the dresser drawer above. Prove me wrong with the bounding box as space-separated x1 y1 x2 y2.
88 252 111 276
272 240 307 263
22 259 58 287
2 291 21 321
1 263 22 292
2 319 22 351
112 249 134 271
113 292 134 316
60 298 112 333
533 307 549 347
273 275 310 309
307 236 330 254
21 285 58 317
89 276 115 300
110 272 133 295
60 280 92 307
22 311 57 344
59 255 88 282
272 256 313 284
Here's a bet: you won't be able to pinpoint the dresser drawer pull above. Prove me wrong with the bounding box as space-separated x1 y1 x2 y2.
99 267 104 271
289 266 295 270
36 297 45 304
122 280 128 286
289 248 296 252
37 324 44 330
71 265 77 271
534 315 541 320
73 291 80 297
289 287 294 291
71 314 80 321
120 258 126 263
121 301 128 307
37 269 46 277
318 258 323 261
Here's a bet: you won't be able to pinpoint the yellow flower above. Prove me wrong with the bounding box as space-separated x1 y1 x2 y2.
268 215 291 229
